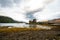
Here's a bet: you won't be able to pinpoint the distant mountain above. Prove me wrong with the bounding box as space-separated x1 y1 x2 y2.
48 18 60 24
0 16 24 23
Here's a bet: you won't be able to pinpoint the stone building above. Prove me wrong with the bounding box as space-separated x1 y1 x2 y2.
29 19 37 28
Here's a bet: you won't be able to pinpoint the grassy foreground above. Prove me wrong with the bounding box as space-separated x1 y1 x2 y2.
0 28 44 32
0 27 60 40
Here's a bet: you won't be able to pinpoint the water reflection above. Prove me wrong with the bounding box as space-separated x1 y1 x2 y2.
0 23 29 28
0 23 53 29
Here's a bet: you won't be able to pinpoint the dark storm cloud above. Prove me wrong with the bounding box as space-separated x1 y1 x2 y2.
0 0 20 7
26 8 44 19
26 13 35 19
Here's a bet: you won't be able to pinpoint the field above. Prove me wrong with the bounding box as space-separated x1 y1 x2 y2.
0 27 60 40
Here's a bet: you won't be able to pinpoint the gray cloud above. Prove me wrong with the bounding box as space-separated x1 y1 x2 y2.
0 0 20 7
26 13 35 19
25 0 53 20
26 8 43 19
0 0 13 7
55 14 60 18
14 0 20 3
51 14 60 19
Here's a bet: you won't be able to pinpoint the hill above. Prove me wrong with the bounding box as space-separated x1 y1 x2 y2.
0 16 24 23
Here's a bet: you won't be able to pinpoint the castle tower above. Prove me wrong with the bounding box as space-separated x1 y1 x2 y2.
33 19 37 24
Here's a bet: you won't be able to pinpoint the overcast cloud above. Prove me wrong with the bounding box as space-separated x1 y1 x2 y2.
0 0 60 22
0 0 21 7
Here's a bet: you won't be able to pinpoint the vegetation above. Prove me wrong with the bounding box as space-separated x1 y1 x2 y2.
0 28 43 32
0 16 15 23
0 28 60 40
0 16 24 23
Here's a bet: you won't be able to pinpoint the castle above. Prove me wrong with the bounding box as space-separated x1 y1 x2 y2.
29 19 37 28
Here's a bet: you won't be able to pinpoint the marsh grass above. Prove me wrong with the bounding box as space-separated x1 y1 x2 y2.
0 27 44 33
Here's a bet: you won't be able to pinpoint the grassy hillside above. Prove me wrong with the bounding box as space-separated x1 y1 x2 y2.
0 16 24 23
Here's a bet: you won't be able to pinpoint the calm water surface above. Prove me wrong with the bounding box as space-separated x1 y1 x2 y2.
0 23 53 29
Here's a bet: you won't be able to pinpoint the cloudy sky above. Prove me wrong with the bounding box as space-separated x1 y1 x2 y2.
0 0 60 22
